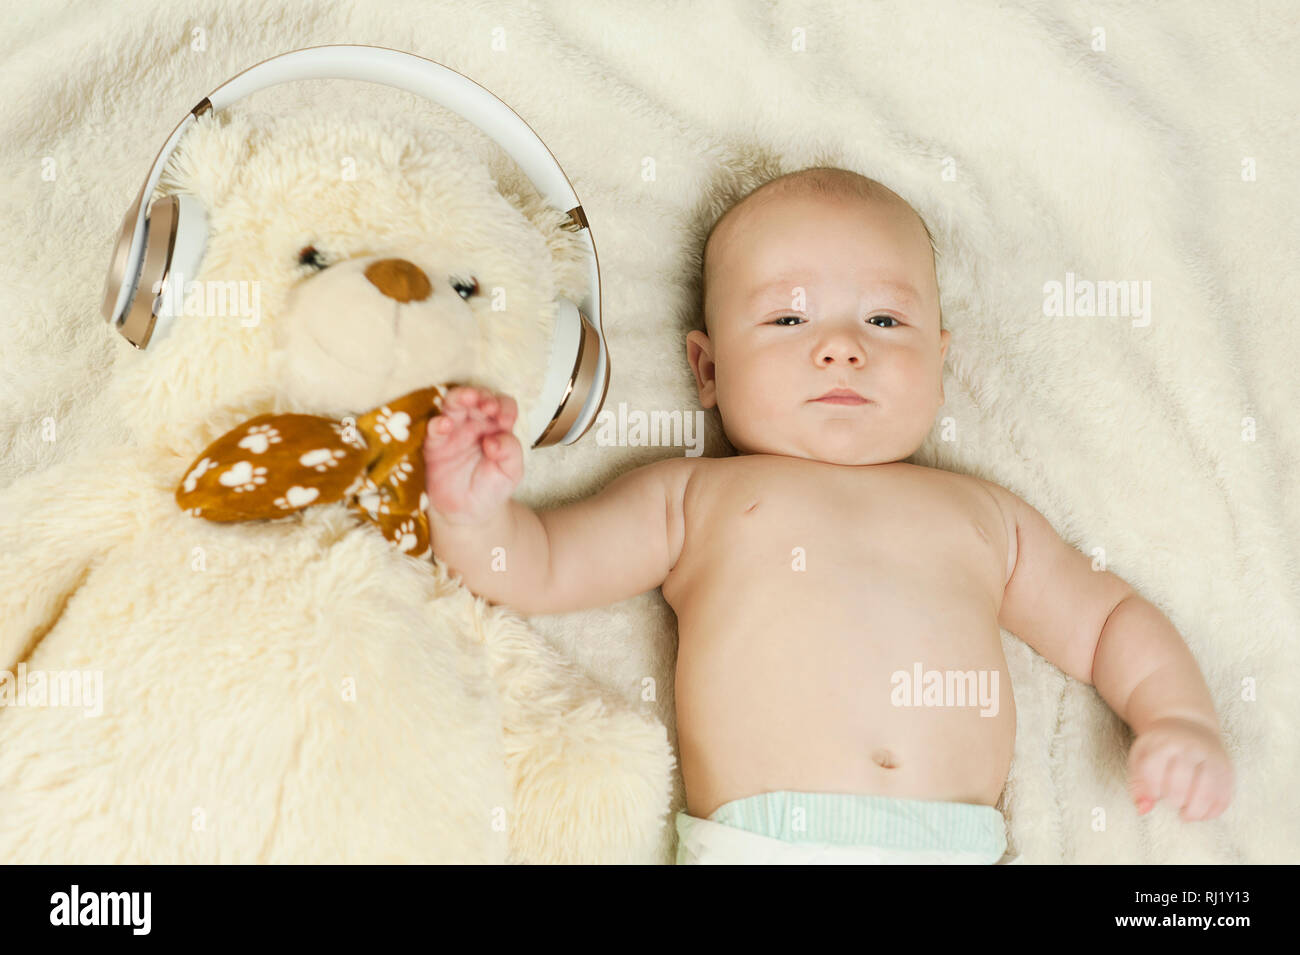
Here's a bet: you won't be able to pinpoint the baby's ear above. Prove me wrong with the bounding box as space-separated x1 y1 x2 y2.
685 330 716 409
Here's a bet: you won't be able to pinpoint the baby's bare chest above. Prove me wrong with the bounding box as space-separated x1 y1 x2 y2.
663 458 1008 625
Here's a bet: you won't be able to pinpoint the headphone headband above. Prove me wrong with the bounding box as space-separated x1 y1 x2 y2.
102 44 608 447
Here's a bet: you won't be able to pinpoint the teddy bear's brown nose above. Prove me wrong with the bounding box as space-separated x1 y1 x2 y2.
364 258 433 303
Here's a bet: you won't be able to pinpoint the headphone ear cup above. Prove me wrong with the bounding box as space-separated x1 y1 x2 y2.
151 193 210 322
529 297 606 447
529 296 582 447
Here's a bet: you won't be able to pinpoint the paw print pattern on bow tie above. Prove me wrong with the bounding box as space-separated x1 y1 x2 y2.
176 385 454 558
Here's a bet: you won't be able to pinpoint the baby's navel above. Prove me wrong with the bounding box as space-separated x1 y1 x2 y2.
872 748 899 769
743 500 760 514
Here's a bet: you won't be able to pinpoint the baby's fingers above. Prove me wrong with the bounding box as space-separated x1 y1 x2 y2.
483 430 523 483
443 385 485 408
425 413 474 458
1163 751 1200 813
1180 763 1216 821
496 394 518 429
1186 760 1233 821
471 392 518 432
482 429 513 459
1129 741 1176 814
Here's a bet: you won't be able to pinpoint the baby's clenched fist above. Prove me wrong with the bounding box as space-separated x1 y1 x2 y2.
1128 717 1234 822
423 386 523 526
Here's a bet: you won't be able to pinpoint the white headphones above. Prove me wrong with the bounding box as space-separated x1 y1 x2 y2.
100 44 609 448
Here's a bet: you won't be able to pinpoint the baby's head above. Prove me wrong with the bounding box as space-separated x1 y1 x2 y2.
689 167 949 466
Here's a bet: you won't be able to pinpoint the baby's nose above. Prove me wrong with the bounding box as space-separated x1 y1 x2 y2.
817 331 864 364
818 342 862 364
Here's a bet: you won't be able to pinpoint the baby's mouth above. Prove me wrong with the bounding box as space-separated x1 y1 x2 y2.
811 387 871 405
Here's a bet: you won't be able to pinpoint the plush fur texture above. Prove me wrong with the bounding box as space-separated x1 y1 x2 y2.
0 107 673 863
1 2 1296 864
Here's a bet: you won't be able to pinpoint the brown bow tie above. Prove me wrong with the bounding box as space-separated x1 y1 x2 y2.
176 385 453 558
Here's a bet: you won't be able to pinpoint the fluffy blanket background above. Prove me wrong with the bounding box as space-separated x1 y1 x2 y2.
1 0 1296 863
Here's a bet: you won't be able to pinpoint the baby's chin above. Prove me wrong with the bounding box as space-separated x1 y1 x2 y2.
793 446 911 467
730 428 917 466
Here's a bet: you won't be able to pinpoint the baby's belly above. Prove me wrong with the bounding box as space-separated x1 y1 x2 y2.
671 575 1016 820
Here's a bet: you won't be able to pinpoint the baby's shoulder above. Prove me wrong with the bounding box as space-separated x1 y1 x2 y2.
945 471 1029 585
926 467 1013 521
622 453 708 510
909 463 1016 501
639 453 732 520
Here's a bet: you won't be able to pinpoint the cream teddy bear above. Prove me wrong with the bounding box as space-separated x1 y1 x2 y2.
0 107 673 863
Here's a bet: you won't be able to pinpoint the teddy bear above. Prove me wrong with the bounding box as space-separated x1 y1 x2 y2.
0 105 674 863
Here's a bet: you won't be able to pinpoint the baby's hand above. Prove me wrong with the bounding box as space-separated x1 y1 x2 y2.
423 386 523 526
1128 717 1234 821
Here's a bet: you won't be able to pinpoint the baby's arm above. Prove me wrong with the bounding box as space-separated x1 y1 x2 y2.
423 386 693 615
977 478 1234 821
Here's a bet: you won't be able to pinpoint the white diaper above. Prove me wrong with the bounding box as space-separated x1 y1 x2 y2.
675 790 1023 865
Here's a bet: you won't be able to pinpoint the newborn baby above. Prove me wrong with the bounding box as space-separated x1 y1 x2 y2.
423 166 1234 865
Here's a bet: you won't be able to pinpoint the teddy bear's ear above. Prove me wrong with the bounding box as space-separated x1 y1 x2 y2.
150 109 256 215
496 182 592 311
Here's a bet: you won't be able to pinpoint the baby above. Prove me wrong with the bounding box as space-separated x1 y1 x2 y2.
422 166 1234 865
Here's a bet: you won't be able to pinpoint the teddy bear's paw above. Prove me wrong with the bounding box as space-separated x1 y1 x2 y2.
374 407 412 444
218 460 269 493
299 447 349 472
236 423 283 454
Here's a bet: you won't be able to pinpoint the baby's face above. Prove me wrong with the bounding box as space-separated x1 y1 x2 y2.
689 191 949 466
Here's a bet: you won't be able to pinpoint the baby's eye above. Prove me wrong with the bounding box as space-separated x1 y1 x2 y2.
770 315 805 326
297 245 328 271
450 275 480 300
868 315 899 328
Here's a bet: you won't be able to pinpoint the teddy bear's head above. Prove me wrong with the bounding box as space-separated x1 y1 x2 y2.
104 107 590 459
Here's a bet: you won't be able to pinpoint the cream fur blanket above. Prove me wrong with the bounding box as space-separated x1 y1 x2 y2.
2 0 1297 864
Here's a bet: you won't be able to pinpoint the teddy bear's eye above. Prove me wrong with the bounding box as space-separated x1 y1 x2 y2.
450 275 479 300
297 245 328 271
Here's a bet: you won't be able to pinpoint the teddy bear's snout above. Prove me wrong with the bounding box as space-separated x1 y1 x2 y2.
364 258 433 304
